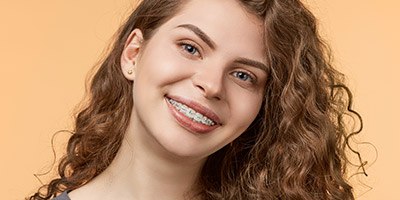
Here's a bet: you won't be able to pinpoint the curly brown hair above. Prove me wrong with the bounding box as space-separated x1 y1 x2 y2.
29 0 365 199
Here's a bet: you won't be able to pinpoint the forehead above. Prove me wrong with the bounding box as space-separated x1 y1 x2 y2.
157 0 266 60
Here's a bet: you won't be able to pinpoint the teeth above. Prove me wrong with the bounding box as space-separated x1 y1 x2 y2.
168 98 216 126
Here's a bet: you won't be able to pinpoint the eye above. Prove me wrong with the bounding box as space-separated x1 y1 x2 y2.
183 44 198 55
231 71 255 83
178 41 202 59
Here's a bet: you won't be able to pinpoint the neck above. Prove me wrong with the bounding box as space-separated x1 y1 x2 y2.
68 126 206 200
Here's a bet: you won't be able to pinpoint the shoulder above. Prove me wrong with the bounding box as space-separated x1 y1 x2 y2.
52 191 71 200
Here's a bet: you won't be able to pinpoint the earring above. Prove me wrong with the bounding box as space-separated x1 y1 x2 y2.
127 69 133 75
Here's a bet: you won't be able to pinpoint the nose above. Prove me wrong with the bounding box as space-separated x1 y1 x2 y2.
192 67 225 101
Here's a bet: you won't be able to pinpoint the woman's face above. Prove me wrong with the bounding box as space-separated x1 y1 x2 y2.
122 0 267 160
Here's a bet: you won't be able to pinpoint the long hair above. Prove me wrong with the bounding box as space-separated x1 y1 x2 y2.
29 0 364 199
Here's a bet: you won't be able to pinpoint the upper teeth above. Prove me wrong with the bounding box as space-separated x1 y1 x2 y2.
168 98 216 126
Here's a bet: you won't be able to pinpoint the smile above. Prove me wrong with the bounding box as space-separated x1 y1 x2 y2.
167 98 216 126
165 96 221 134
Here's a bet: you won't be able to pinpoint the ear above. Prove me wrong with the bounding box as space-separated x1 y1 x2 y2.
121 29 144 81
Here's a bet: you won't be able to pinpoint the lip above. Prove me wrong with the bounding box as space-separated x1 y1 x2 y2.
165 95 221 134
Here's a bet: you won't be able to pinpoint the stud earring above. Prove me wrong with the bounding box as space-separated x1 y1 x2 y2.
127 69 133 75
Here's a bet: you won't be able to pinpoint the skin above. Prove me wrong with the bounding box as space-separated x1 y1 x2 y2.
68 0 267 199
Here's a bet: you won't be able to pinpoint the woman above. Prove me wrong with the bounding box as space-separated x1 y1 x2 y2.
29 0 365 199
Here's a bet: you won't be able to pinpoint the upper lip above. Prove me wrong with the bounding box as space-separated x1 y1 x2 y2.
166 95 222 125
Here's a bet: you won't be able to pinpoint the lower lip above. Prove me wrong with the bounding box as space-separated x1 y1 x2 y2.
165 97 218 134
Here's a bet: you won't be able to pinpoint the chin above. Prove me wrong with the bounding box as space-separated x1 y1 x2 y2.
155 132 214 161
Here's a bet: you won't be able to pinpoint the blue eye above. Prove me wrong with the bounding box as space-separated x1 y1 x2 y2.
232 71 254 82
178 41 202 59
182 44 198 55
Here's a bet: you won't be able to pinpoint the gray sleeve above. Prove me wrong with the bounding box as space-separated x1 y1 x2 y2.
52 191 71 200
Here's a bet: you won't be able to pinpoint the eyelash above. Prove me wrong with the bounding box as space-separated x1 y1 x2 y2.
178 41 202 59
231 71 256 84
177 41 257 85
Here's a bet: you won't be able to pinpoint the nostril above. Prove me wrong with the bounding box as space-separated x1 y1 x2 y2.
197 85 221 101
196 85 205 92
192 75 223 101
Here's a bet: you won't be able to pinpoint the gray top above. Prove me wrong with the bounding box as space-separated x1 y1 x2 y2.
52 191 70 200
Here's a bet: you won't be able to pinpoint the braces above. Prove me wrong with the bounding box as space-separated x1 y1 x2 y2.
168 98 216 126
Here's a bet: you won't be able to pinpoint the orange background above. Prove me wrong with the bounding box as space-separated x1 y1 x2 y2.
1 0 398 199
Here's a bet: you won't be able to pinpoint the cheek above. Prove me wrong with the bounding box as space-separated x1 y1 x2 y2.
137 42 194 86
230 92 263 127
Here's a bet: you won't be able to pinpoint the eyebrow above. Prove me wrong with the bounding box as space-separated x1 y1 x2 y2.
235 58 268 72
176 24 216 50
176 24 268 72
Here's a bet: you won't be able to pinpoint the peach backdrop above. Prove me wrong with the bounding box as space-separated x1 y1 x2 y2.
1 0 398 199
